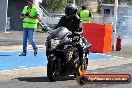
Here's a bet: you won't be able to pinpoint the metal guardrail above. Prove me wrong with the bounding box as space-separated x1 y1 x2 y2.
39 5 50 17
37 4 132 38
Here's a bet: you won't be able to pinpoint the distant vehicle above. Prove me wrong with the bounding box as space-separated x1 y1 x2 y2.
41 13 65 27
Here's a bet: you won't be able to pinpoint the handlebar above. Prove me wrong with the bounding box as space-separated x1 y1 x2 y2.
73 31 83 35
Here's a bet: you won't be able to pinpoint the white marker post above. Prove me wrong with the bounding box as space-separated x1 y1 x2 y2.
113 0 118 50
73 0 75 5
4 0 9 33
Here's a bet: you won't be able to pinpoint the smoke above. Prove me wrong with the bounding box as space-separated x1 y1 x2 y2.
116 3 132 46
117 5 132 39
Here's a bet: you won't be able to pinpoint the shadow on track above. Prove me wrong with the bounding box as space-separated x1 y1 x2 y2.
15 77 49 82
15 76 75 82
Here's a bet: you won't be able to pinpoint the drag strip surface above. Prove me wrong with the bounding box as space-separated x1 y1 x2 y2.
0 51 116 71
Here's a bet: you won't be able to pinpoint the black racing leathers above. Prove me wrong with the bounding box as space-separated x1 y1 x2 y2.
55 15 82 33
55 15 87 64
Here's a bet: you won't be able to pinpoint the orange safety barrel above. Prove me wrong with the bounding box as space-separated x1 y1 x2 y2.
82 23 112 53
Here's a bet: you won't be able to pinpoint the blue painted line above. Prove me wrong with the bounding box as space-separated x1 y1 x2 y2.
0 51 113 71
89 53 113 60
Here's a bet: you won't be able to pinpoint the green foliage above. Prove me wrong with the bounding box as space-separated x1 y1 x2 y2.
41 0 87 13
97 0 102 14
41 0 67 12
41 0 132 13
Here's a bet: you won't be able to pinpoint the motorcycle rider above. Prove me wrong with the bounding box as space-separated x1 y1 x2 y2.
54 4 90 66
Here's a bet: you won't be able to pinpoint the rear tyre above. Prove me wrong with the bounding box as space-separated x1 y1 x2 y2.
72 48 80 78
82 51 89 70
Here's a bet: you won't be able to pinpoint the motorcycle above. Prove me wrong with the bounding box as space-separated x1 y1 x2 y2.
45 27 91 82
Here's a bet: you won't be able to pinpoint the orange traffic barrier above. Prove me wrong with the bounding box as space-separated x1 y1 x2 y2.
83 23 112 53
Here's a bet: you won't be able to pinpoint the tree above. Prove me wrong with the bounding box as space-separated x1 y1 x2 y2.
41 0 88 13
41 0 67 13
97 0 102 13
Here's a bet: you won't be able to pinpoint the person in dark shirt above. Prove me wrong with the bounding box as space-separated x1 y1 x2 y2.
55 10 82 33
55 4 90 65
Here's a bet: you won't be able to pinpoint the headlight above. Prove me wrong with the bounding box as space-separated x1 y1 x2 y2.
50 39 60 49
64 45 68 49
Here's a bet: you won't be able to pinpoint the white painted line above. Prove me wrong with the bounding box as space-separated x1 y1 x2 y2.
0 66 45 72
19 66 27 68
118 57 124 59
0 51 22 52
107 55 112 57
0 37 20 40
89 57 121 62
113 56 118 58
0 49 45 52
113 56 124 58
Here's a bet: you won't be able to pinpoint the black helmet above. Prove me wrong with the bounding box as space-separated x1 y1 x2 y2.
82 5 87 10
65 4 78 16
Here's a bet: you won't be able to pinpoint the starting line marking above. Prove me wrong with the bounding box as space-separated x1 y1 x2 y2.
0 51 123 71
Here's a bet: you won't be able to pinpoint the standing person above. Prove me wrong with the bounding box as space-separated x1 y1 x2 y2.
19 0 39 56
79 5 93 22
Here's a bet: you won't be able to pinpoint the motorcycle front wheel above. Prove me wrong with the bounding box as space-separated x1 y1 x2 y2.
47 61 59 82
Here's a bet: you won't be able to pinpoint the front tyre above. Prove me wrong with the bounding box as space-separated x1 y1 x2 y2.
47 61 58 82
